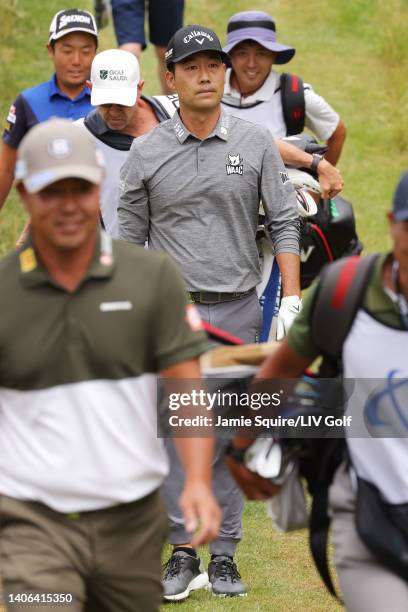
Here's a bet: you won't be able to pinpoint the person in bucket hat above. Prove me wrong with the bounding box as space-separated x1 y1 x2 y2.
222 11 346 167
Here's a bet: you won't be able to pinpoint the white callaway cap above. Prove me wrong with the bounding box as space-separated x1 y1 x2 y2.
90 49 140 107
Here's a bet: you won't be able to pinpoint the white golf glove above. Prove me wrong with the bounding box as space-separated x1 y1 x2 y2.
276 296 302 341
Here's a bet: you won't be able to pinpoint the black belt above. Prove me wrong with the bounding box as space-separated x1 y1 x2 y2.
188 288 255 304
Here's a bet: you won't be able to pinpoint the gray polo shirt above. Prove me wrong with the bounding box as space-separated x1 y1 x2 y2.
118 109 299 292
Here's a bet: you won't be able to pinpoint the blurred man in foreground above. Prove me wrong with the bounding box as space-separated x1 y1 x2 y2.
0 118 220 611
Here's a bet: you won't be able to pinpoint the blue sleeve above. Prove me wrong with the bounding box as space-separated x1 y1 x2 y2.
3 94 37 149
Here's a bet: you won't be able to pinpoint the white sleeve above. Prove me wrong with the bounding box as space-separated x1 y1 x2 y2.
304 84 340 142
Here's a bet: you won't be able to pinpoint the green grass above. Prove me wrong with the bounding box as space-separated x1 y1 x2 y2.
0 1 408 610
161 502 341 611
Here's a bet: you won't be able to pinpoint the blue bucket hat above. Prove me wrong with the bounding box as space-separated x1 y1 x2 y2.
393 171 408 221
224 11 296 65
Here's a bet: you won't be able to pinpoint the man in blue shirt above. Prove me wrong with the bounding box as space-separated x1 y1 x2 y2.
0 8 98 213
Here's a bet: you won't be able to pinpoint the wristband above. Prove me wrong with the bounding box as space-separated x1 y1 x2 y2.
310 154 324 174
226 443 247 464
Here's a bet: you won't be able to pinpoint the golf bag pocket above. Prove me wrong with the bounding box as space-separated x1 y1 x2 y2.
300 196 362 289
267 462 308 532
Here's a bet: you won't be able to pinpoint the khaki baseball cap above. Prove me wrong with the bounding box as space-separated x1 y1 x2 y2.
91 49 140 107
15 118 105 193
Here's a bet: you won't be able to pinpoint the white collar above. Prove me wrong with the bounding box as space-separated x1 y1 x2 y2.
224 68 279 104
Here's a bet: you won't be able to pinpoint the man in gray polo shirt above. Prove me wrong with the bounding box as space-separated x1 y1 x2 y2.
118 26 300 343
118 24 300 600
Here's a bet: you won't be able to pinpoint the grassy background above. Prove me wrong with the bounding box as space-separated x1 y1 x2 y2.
0 1 407 610
1 0 407 254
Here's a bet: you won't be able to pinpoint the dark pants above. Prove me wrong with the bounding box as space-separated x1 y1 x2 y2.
0 491 168 612
111 0 184 47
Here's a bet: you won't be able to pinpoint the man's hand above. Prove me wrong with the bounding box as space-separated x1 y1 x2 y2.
277 295 302 341
179 480 221 547
226 453 281 501
275 139 343 199
317 158 344 199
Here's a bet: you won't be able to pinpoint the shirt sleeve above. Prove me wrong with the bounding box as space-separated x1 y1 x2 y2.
117 141 149 245
287 281 320 359
153 254 209 371
260 132 300 255
304 84 340 142
2 94 31 149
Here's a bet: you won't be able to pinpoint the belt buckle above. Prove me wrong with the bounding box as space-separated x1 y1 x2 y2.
201 291 220 304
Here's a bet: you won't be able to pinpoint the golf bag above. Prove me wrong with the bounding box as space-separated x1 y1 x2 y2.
300 195 362 289
257 134 362 341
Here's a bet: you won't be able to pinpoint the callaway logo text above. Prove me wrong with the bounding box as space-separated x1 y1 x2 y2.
226 154 243 176
183 30 214 44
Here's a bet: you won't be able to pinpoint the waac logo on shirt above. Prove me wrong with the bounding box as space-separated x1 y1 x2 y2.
226 153 243 176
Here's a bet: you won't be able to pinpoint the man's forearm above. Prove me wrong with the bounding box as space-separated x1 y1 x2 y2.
325 121 346 165
276 139 343 198
275 252 301 297
0 173 13 212
174 437 213 484
0 144 17 212
276 140 314 168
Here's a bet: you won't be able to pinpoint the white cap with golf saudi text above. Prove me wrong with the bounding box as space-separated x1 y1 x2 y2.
90 49 140 107
15 118 105 193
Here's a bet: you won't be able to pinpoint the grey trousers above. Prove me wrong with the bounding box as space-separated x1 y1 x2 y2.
162 438 243 557
195 291 262 345
329 463 408 612
161 291 262 556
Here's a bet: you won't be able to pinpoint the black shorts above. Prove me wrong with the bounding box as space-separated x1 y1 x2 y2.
111 0 184 47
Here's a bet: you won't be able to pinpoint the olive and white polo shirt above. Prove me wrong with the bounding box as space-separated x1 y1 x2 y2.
0 232 208 512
